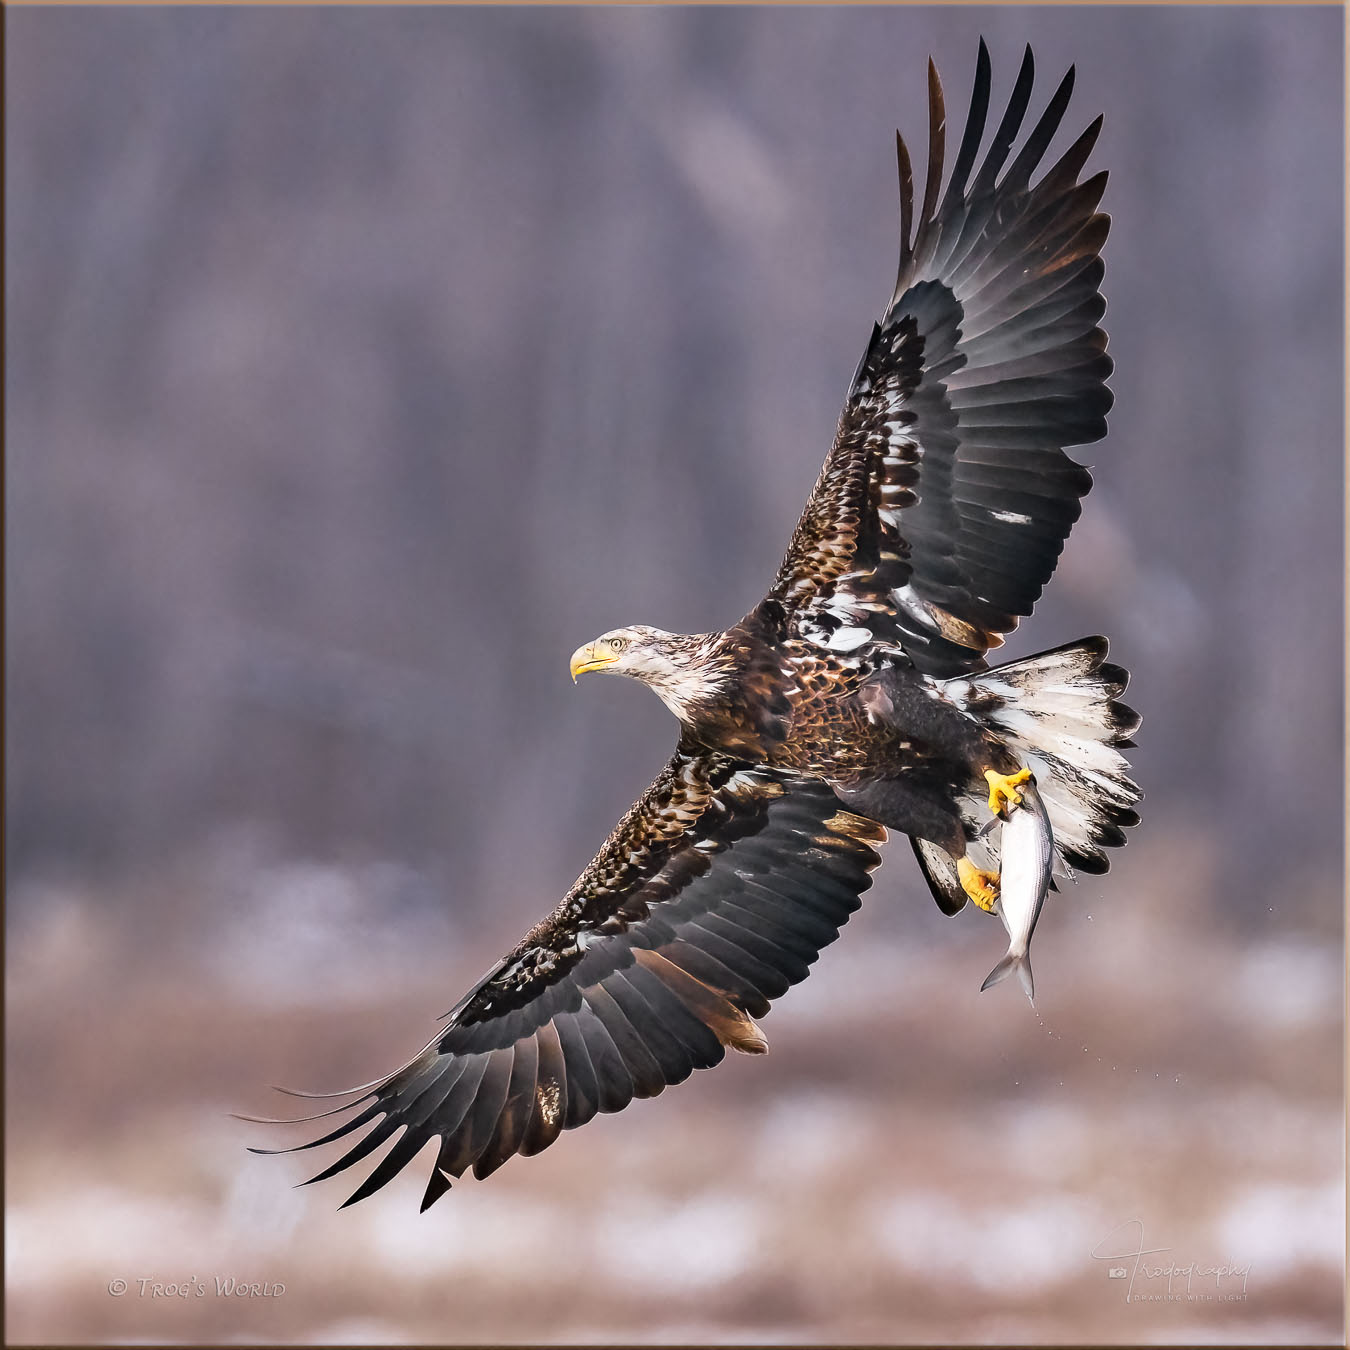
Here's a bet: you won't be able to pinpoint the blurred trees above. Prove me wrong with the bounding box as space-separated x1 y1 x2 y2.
6 7 1342 923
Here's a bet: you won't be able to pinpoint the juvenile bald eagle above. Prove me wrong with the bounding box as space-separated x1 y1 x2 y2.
249 41 1140 1210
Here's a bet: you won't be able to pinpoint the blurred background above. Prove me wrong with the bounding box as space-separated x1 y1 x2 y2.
6 6 1344 1345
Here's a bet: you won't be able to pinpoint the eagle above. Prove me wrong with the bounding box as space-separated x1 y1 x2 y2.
248 41 1141 1210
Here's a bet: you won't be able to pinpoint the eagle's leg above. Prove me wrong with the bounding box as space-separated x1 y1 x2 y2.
957 857 1000 912
984 766 1032 817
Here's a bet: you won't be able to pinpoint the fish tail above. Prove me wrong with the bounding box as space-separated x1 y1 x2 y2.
980 950 1035 1002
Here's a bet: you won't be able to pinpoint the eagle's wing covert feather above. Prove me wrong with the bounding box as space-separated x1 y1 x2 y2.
249 751 884 1209
770 41 1112 677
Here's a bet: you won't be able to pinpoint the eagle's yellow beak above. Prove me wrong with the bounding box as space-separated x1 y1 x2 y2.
569 640 618 683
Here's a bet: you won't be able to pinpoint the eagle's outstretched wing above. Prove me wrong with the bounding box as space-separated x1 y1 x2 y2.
248 751 884 1209
770 41 1111 677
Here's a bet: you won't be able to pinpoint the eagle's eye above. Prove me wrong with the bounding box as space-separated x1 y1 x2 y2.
609 637 627 652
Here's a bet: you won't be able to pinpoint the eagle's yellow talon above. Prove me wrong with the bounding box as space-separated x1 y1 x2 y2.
984 766 1033 816
957 857 1000 912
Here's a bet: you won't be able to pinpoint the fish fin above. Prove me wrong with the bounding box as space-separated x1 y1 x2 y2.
980 951 1035 1002
1017 955 1035 1002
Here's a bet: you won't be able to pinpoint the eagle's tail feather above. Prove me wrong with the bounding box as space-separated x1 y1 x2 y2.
948 636 1141 877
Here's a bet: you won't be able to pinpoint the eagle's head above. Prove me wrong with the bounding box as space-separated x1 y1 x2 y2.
569 625 729 723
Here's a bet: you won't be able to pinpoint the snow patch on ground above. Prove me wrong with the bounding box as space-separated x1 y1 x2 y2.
871 1187 1105 1291
1213 1179 1345 1278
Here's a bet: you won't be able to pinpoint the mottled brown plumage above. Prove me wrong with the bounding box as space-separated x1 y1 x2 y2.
249 40 1141 1209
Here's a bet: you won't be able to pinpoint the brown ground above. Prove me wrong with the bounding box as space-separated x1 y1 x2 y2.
6 819 1343 1345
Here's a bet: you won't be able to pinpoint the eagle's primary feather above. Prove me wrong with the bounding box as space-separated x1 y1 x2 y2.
771 41 1110 678
248 40 1140 1209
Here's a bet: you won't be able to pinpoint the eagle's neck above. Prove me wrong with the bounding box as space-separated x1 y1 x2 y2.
642 622 791 761
641 632 739 726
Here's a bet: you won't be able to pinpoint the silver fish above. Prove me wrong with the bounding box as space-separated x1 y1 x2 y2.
981 776 1054 1001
